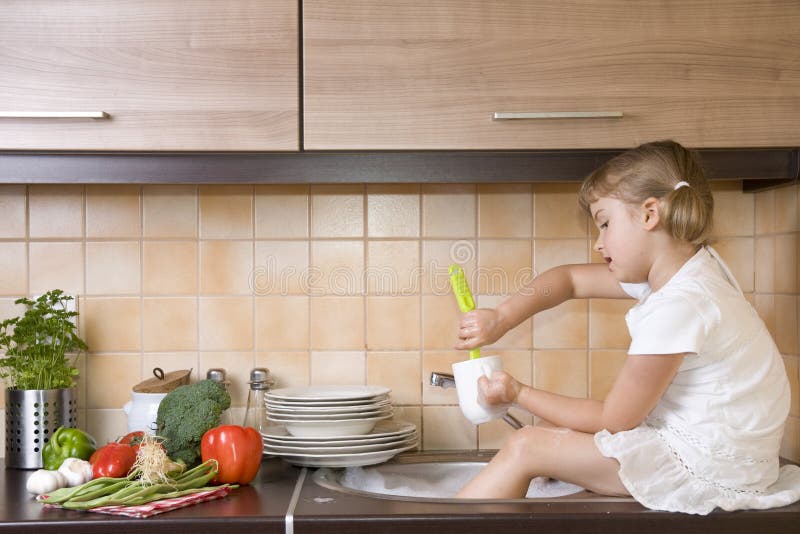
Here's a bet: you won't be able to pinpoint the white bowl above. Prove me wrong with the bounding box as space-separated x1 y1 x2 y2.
282 414 392 438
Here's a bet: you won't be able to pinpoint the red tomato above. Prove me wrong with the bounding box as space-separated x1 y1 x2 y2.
116 431 146 454
90 442 137 478
200 425 262 485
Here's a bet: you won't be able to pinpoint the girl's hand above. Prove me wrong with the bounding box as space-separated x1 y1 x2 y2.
477 370 522 408
455 308 508 350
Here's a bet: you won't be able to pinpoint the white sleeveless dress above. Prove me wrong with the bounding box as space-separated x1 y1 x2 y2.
594 246 800 514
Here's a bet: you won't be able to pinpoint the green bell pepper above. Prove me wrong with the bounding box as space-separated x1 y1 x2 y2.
42 427 97 470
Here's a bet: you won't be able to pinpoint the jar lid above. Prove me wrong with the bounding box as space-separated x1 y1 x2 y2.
206 368 230 386
248 368 274 390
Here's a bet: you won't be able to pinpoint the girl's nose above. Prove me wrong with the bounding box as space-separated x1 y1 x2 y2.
593 238 603 252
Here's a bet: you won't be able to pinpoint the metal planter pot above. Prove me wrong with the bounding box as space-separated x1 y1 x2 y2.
4 388 77 469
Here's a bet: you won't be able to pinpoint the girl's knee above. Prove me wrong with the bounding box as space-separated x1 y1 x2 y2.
504 425 569 459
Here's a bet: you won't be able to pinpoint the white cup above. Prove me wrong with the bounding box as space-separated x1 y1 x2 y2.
451 355 507 425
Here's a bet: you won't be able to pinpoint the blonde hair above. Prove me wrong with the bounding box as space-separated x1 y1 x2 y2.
578 140 714 245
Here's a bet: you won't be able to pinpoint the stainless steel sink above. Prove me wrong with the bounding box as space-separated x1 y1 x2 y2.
312 452 636 503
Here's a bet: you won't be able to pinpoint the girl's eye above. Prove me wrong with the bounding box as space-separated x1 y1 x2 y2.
599 222 608 230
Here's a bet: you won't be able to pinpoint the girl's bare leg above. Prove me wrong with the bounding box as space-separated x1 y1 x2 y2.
456 425 629 498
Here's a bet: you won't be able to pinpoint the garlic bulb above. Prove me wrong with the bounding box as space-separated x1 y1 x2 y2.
26 469 67 496
57 458 93 487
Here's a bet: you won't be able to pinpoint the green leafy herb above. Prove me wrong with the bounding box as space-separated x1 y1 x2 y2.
0 289 87 390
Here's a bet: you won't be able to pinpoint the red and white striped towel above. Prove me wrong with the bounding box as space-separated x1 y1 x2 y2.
43 486 233 518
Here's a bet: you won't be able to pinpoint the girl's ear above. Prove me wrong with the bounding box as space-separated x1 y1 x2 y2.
640 197 661 230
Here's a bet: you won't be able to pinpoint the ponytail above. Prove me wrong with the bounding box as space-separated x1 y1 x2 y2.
579 140 714 245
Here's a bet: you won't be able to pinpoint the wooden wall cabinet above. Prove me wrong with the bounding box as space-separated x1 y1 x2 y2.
0 0 298 150
303 0 800 150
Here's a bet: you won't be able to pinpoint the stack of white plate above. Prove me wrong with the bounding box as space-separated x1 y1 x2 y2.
262 385 418 467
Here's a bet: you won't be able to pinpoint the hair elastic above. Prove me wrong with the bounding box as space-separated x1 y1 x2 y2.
674 181 690 190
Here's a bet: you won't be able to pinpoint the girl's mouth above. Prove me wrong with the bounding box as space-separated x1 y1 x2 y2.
604 257 612 263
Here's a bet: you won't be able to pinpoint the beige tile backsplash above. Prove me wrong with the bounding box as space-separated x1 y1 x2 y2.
0 182 797 461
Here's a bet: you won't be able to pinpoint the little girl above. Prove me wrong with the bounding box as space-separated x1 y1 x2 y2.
454 140 800 514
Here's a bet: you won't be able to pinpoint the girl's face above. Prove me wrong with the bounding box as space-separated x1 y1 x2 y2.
590 197 651 283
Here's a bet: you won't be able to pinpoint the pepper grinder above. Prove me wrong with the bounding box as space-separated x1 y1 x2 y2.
206 368 232 425
243 368 274 434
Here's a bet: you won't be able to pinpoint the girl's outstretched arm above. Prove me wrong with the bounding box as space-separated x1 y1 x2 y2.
480 353 685 434
456 263 631 351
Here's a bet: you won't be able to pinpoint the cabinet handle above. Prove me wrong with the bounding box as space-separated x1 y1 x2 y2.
492 111 623 120
0 111 110 119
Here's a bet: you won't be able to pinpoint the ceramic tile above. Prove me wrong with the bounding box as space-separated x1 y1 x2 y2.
422 406 476 450
775 233 797 293
476 240 532 294
310 296 364 350
85 409 129 445
421 351 462 405
199 352 254 407
310 351 366 385
253 241 309 296
310 241 364 295
783 355 799 418
198 297 253 351
142 241 198 295
255 352 310 389
255 185 309 239
199 185 253 239
589 299 632 349
142 298 198 352
589 350 628 401
81 298 141 352
200 240 253 295
141 353 200 383
534 239 589 275
310 185 364 238
534 183 587 238
367 184 420 238
754 189 775 235
754 236 775 293
711 237 754 293
142 185 198 239
421 295 461 350
0 185 26 239
534 350 588 398
710 181 754 237
775 185 798 233
478 184 532 238
775 295 798 355
366 351 422 405
477 295 532 350
255 296 309 350
421 184 476 238
28 185 83 239
86 354 141 409
86 185 141 238
366 296 420 350
85 241 141 295
0 242 26 296
533 299 588 349
422 240 476 295
28 242 83 296
366 240 420 296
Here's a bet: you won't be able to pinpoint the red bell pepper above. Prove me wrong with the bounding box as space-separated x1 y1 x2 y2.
89 442 137 479
200 425 262 485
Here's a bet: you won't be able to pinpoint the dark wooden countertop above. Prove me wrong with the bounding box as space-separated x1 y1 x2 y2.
2 455 799 534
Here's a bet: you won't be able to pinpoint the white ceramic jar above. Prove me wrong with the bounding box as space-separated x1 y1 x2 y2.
123 391 168 434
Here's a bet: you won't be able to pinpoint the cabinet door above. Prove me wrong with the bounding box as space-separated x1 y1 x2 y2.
0 0 298 150
304 0 800 149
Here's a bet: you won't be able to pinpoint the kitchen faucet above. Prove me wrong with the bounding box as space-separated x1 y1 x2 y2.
429 372 524 430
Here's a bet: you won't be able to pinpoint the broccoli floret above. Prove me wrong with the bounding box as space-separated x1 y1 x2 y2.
155 379 231 466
